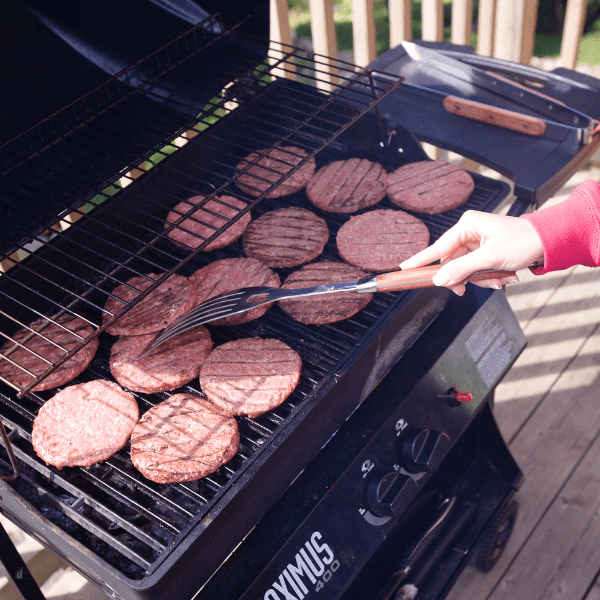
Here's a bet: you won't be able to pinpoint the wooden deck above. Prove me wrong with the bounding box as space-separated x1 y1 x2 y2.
1 165 600 599
447 164 600 600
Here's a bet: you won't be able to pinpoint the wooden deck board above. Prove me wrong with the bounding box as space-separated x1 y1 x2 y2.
584 576 600 600
447 167 600 600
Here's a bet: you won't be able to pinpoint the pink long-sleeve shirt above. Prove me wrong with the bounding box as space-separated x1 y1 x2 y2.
521 179 600 275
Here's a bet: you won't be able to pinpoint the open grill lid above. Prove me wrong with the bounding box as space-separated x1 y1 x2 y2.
0 14 403 396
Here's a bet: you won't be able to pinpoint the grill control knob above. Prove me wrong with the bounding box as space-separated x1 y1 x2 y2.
401 428 451 474
441 387 473 407
367 469 418 517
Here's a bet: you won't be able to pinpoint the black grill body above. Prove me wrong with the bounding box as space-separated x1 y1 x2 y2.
0 107 515 599
1 5 597 600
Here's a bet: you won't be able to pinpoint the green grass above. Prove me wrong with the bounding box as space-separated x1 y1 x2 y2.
289 0 600 65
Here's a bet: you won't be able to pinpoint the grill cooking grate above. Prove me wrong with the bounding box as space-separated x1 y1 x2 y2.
0 14 402 396
0 140 509 581
0 14 512 593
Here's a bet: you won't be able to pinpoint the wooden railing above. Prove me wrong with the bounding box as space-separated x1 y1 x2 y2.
271 0 589 88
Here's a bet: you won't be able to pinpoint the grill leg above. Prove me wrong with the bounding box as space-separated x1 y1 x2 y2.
0 520 46 600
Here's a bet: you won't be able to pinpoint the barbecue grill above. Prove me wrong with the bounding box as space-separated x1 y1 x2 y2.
2 3 600 600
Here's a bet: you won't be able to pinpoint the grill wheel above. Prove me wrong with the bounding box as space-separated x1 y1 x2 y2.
475 498 519 573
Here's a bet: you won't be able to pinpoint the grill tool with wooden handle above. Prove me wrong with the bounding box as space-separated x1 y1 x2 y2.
138 264 516 358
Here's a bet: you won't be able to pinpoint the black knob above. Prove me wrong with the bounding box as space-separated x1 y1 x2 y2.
367 469 418 517
401 428 450 474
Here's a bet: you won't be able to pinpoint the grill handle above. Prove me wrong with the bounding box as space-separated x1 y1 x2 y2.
375 265 517 291
443 96 547 136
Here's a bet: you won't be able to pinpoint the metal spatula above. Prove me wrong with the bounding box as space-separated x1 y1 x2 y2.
137 264 516 358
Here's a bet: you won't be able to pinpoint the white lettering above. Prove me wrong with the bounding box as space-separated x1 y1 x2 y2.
311 532 334 565
302 543 325 576
288 554 315 589
265 532 337 598
273 573 299 600
283 569 304 600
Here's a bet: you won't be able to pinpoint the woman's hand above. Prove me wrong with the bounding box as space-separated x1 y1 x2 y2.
399 210 545 295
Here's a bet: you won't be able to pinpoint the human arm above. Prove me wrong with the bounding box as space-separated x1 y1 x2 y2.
399 178 600 295
520 178 600 274
399 211 543 295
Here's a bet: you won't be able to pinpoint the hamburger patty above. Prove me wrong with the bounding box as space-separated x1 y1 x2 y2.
165 195 251 251
199 338 302 418
32 380 138 469
235 146 316 198
242 206 329 268
387 159 474 214
336 209 430 272
103 273 196 336
110 327 213 394
0 314 99 392
279 261 373 324
189 258 280 326
306 158 387 213
130 393 239 484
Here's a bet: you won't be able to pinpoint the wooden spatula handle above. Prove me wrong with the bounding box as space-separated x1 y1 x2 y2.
375 265 517 292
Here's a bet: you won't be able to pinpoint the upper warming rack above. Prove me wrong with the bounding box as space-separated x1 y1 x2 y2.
0 14 403 395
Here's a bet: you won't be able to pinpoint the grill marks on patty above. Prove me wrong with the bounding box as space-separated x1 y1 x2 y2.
387 160 474 214
279 261 373 324
130 393 239 484
243 207 329 268
337 209 430 272
189 258 280 325
0 314 99 391
235 146 316 198
165 195 251 251
306 159 387 213
200 338 302 418
32 380 139 469
109 327 213 394
103 274 196 336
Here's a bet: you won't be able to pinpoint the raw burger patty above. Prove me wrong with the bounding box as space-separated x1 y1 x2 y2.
279 261 373 325
110 327 213 394
130 393 239 484
242 207 329 268
306 159 387 213
0 314 99 392
337 209 430 272
103 273 196 336
165 195 251 251
200 338 301 418
387 160 475 214
32 380 138 469
236 146 316 198
189 258 280 326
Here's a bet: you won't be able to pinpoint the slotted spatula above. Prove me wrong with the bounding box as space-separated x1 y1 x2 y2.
137 264 516 358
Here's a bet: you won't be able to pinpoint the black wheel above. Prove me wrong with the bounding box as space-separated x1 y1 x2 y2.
475 499 518 573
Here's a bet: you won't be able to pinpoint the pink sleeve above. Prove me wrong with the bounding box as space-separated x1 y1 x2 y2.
520 179 600 275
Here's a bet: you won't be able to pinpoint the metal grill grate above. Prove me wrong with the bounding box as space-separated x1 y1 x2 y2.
0 16 514 595
0 15 403 396
0 137 510 584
